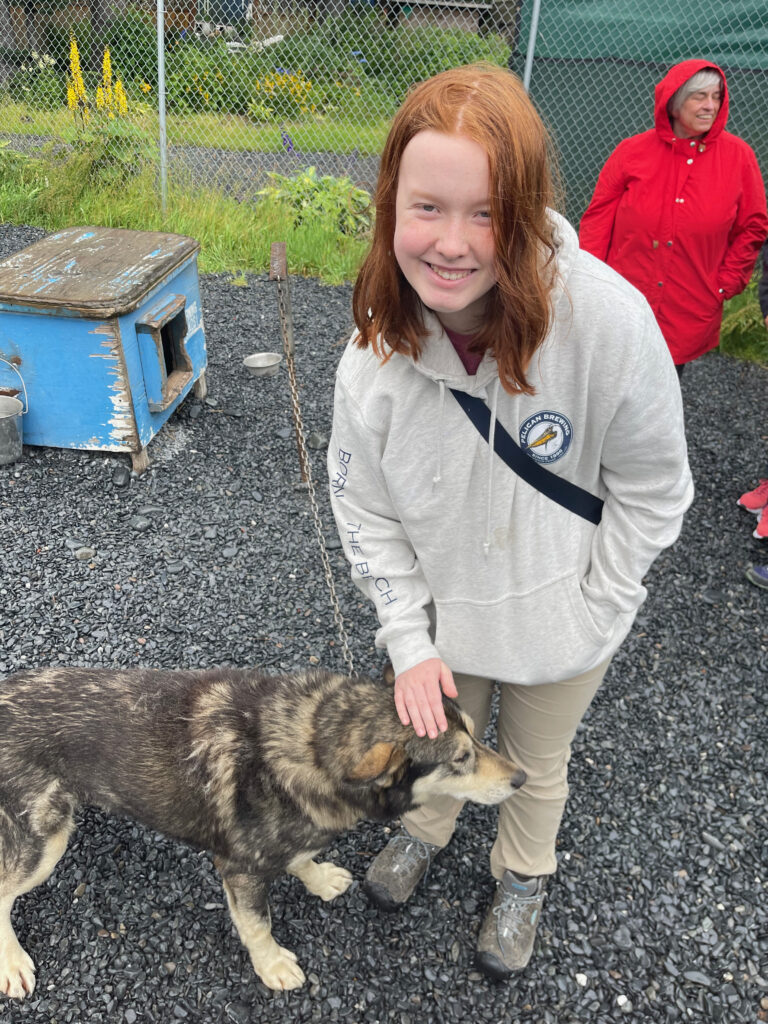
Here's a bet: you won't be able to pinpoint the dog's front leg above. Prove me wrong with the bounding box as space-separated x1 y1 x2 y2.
219 871 305 991
0 895 36 1000
286 852 353 901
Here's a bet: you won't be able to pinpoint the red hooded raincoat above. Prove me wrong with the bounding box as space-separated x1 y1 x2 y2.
579 59 768 364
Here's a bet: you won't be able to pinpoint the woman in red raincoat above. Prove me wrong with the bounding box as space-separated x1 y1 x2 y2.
579 58 768 377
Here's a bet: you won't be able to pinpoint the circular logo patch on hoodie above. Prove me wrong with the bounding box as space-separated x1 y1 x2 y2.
519 411 573 464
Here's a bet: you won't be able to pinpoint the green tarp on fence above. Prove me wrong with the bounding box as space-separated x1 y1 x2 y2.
513 0 768 223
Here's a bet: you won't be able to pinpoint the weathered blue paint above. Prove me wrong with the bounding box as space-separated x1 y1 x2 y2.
0 227 207 463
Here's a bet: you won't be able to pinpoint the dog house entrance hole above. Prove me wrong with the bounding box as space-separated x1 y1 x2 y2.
136 295 194 412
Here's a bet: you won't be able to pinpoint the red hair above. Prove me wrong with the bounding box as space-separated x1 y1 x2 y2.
352 62 560 395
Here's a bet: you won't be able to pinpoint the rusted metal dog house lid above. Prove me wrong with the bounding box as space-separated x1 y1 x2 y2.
0 226 201 318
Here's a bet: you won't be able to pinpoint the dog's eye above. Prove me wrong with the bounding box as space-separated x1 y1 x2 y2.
454 751 471 764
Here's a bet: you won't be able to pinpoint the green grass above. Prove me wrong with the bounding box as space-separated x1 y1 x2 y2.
2 100 390 156
1 101 72 137
0 154 370 284
165 112 390 155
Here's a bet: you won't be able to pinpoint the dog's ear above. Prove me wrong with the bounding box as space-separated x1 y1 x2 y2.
460 710 476 736
346 741 407 782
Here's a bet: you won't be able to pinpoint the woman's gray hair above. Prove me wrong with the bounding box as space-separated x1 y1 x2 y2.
669 69 723 117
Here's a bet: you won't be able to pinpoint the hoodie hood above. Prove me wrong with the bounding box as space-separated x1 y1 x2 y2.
654 58 728 144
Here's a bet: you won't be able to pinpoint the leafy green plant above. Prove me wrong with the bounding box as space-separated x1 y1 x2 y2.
7 51 63 109
55 37 156 184
720 278 768 366
164 42 266 114
46 10 158 88
269 11 510 104
257 166 372 237
247 69 315 121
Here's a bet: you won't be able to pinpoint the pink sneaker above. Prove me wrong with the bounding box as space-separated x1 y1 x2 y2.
738 478 768 513
754 507 768 540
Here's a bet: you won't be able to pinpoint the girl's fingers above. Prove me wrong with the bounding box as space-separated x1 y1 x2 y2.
394 658 456 737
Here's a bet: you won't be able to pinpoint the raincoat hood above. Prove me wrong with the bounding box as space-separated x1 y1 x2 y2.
654 58 728 143
580 54 767 365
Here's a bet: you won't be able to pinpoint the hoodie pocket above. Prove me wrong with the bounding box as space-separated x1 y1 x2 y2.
565 573 612 645
433 572 617 683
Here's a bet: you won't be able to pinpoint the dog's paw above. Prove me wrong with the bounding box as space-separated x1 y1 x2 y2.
311 862 354 901
256 946 306 991
0 941 36 1000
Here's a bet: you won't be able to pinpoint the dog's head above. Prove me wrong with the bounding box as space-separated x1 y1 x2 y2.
344 699 526 819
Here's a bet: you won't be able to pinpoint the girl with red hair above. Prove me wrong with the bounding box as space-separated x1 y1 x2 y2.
328 63 693 979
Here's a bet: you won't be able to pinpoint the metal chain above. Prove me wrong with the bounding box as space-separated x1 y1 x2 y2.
274 275 357 677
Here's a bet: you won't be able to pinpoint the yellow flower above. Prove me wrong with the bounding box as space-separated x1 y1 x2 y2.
102 47 112 91
66 81 77 110
68 35 88 107
114 79 128 116
69 37 81 78
96 85 105 109
140 81 151 94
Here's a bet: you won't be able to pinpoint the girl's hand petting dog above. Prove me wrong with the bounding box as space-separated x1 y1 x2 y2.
394 658 459 739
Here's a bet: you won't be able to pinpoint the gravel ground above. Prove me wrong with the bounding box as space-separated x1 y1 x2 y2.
0 222 766 1024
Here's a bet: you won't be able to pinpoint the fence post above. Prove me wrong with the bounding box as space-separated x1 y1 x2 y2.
157 0 168 213
522 0 541 93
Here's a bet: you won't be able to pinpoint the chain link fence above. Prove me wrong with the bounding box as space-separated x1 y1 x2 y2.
1 0 767 219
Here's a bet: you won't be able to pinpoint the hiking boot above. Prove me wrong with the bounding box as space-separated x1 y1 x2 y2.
738 478 768 513
754 507 768 540
475 871 546 980
363 829 441 911
745 564 768 590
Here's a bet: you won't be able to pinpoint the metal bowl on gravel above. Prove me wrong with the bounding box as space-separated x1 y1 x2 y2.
243 352 282 378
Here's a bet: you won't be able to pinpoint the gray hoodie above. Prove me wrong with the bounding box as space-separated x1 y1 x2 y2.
328 212 693 685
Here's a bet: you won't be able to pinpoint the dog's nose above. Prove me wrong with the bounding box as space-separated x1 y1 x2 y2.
511 768 527 789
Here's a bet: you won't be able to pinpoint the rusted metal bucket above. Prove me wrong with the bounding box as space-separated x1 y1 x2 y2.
0 358 27 465
0 396 23 465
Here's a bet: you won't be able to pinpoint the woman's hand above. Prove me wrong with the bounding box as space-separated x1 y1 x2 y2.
394 658 459 739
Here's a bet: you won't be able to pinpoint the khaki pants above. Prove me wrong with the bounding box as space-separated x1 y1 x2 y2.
401 658 611 879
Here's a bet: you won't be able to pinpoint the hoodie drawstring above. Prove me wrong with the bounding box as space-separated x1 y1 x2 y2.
433 379 446 486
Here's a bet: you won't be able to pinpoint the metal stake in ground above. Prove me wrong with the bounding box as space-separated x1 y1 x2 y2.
269 242 357 677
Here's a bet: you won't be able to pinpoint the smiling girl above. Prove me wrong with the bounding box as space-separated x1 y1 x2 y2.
328 63 693 979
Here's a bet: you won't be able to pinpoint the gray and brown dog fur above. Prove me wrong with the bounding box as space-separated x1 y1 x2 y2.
0 666 525 996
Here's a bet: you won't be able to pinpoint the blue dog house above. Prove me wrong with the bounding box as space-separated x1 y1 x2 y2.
0 226 208 473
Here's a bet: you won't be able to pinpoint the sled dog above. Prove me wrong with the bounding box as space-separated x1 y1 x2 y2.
0 666 525 996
